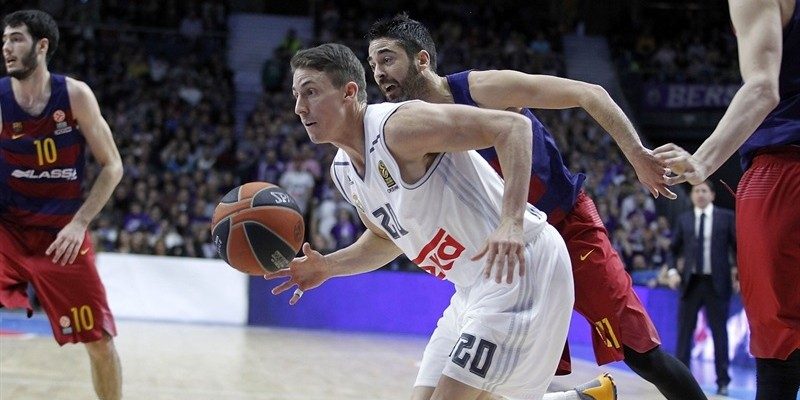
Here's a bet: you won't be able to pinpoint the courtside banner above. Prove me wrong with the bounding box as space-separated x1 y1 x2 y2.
641 83 740 111
96 253 249 325
249 270 455 335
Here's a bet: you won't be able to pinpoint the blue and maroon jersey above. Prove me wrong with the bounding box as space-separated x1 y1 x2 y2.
447 70 586 223
0 74 86 231
740 0 800 169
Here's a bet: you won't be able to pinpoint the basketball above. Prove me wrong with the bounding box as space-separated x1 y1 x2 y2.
210 182 304 274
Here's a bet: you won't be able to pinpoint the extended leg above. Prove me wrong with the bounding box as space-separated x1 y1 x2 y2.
755 350 800 400
85 332 122 400
623 345 707 400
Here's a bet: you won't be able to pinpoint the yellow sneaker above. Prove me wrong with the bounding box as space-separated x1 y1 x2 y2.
575 373 617 400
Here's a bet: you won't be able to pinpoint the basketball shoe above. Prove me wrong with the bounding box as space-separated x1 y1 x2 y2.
575 373 617 400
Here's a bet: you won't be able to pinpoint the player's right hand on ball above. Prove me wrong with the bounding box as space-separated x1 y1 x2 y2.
264 242 331 305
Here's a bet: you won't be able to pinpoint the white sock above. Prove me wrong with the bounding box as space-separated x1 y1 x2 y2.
541 390 580 400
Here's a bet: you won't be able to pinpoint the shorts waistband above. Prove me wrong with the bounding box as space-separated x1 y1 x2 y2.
751 144 800 164
753 144 800 157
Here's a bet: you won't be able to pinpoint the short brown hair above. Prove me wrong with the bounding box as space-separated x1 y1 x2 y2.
290 43 367 103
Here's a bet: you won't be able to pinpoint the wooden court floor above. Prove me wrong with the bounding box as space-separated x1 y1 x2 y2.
1 319 730 400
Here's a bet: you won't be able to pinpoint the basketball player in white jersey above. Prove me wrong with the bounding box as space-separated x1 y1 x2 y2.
267 43 617 400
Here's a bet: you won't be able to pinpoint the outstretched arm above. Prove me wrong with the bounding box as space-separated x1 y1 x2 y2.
47 79 123 265
467 70 675 199
655 0 783 184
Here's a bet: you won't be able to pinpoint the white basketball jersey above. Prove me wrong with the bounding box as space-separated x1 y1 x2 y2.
331 101 548 287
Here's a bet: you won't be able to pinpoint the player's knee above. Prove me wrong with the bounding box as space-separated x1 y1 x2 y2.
84 333 117 360
410 386 435 400
623 345 660 372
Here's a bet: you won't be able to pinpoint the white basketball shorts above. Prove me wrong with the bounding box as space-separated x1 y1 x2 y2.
415 224 574 400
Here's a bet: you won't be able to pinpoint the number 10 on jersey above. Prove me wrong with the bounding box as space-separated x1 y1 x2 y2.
33 138 58 166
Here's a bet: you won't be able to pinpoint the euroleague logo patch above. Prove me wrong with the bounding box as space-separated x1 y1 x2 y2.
59 315 73 335
53 110 66 123
53 109 73 135
377 160 398 193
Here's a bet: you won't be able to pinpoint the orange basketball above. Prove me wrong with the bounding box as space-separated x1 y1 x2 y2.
210 182 304 274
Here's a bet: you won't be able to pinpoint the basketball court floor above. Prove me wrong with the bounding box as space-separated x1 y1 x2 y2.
0 311 770 399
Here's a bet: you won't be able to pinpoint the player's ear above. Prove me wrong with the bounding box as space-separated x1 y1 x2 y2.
344 81 359 101
38 38 49 57
417 50 431 71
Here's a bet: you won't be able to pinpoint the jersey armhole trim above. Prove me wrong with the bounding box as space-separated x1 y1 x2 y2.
378 101 446 190
331 160 354 206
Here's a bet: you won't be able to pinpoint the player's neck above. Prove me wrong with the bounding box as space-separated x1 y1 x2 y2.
11 66 51 105
336 104 368 178
419 74 453 104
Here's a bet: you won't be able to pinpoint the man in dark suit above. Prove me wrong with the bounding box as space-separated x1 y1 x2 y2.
669 180 737 396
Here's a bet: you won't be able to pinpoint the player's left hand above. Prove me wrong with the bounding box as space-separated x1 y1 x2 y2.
653 143 709 185
472 218 525 284
264 243 331 305
46 220 88 266
630 148 677 199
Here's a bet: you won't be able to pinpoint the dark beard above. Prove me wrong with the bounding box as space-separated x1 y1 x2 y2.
392 65 427 102
7 45 38 80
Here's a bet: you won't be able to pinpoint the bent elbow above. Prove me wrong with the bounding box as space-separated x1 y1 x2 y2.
107 161 124 185
512 113 533 142
749 79 780 111
582 82 611 99
517 112 533 129
494 112 532 150
578 83 611 109
588 83 609 98
765 89 780 111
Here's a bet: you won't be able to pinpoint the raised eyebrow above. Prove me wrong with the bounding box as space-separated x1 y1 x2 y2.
290 80 316 94
291 80 314 91
367 48 395 62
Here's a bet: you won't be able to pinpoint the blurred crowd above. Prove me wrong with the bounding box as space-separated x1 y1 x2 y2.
612 7 741 84
25 0 229 32
16 1 701 285
37 7 241 258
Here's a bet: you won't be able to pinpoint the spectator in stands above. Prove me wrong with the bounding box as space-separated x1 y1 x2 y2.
279 29 303 56
279 155 316 216
529 31 551 54
620 189 656 224
179 9 204 41
330 208 360 250
262 48 288 92
309 189 339 253
123 203 153 233
255 149 285 184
